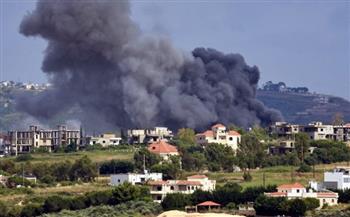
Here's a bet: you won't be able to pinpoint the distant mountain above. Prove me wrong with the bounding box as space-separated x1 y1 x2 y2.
257 90 350 124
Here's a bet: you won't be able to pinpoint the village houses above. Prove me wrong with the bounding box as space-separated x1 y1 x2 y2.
195 124 241 151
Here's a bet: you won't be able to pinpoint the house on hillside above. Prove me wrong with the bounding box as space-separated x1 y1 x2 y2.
265 182 338 208
148 175 216 202
86 133 122 147
147 140 179 161
195 124 241 151
110 171 162 186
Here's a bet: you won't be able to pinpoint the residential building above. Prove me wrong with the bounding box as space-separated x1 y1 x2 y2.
86 133 122 147
301 122 334 140
195 124 241 151
7 125 81 154
147 140 179 161
269 122 300 140
323 167 350 190
265 182 338 208
148 175 216 202
110 171 162 186
333 124 350 146
127 127 173 144
269 121 350 144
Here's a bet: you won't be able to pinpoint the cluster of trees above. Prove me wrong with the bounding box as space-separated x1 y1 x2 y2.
161 182 320 216
306 140 350 165
134 148 182 180
161 182 276 210
33 201 162 217
0 156 97 185
254 195 319 216
99 160 134 175
0 183 151 217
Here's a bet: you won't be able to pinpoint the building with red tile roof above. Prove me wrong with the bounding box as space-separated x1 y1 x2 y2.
195 124 241 151
265 182 338 208
148 175 216 203
147 140 179 161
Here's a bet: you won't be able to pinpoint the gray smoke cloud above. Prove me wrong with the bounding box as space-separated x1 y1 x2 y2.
18 0 282 131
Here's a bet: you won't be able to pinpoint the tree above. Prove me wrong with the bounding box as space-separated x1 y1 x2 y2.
213 182 242 206
52 161 72 181
288 198 307 216
111 182 150 205
69 156 97 182
134 148 160 171
191 189 213 205
176 128 196 145
181 151 206 171
243 171 252 182
99 160 134 175
151 162 180 180
237 133 267 169
161 193 191 210
43 195 71 213
295 133 310 163
204 143 236 172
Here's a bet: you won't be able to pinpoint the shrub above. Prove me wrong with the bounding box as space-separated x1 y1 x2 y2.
161 193 191 210
43 195 71 213
0 201 8 217
304 197 320 211
243 171 252 182
297 163 312 173
86 190 113 206
16 154 33 162
288 198 307 216
7 176 32 188
111 182 150 205
20 203 44 217
70 196 88 210
40 175 56 184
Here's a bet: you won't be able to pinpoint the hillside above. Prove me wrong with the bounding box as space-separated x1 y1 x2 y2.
1 84 350 131
257 90 350 124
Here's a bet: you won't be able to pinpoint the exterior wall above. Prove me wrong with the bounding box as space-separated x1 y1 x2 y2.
324 168 350 190
88 133 122 147
127 127 173 144
196 125 241 151
187 177 216 191
7 125 80 154
149 177 216 203
318 196 338 207
110 173 163 186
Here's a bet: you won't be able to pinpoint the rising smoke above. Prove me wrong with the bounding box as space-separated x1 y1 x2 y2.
17 0 282 131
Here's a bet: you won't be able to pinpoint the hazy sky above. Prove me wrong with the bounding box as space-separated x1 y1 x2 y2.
1 0 349 99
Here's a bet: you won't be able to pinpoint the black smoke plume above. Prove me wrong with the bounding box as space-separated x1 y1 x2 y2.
18 0 282 131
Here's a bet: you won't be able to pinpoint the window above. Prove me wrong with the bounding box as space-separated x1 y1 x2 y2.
323 199 326 203
170 186 174 190
332 199 334 203
117 179 120 183
229 137 233 141
344 178 350 183
296 189 300 193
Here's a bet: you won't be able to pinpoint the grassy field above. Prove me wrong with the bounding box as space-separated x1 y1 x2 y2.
6 148 135 165
187 162 350 188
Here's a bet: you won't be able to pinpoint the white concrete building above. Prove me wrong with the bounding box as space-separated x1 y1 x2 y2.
148 175 216 203
87 133 122 147
265 183 338 208
196 124 241 151
324 167 350 190
7 125 81 154
302 122 334 140
127 127 173 144
110 171 162 186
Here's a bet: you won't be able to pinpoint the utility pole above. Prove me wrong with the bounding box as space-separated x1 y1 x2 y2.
313 164 315 179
